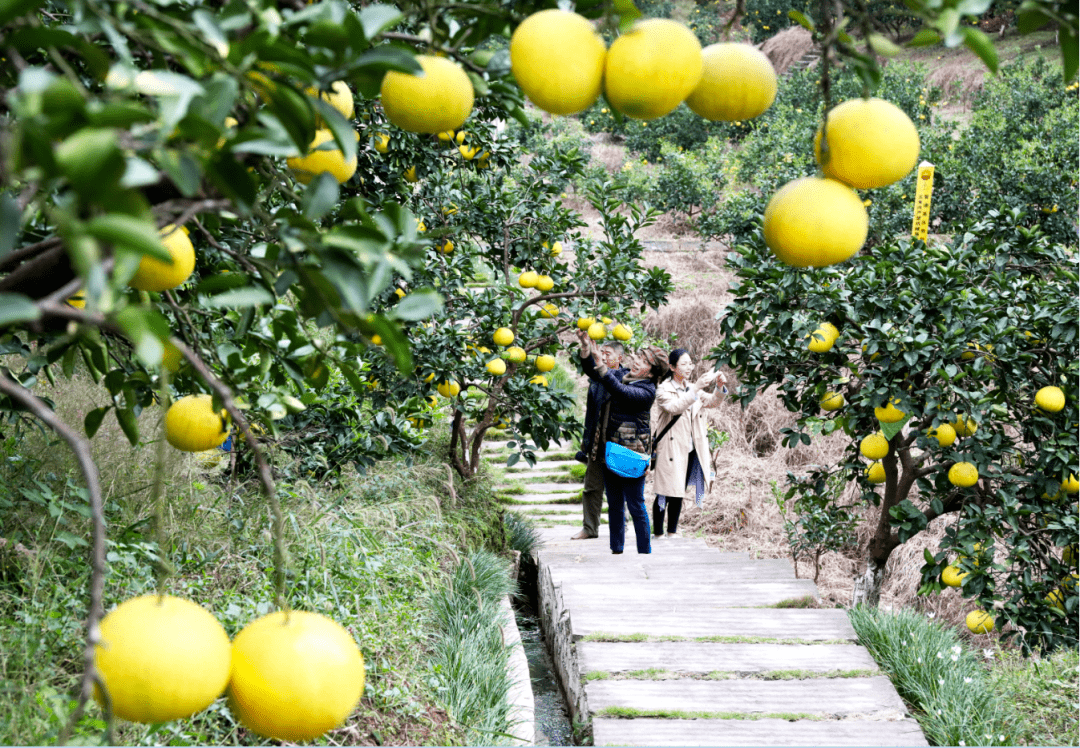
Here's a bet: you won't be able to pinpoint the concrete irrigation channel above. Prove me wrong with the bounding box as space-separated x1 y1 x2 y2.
490 439 929 747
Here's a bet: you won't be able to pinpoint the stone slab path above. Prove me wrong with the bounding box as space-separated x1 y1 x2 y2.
501 441 928 747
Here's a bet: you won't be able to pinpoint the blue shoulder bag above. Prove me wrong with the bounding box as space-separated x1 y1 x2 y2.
605 441 650 479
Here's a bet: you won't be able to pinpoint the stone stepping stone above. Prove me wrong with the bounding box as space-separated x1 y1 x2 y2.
510 504 581 514
579 641 879 675
562 581 820 608
586 676 907 718
504 481 584 494
570 607 858 642
509 470 579 482
592 717 929 747
505 459 580 472
547 563 802 583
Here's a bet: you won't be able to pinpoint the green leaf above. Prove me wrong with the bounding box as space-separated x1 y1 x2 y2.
1061 27 1078 83
313 98 356 164
1016 4 1052 35
84 406 110 438
114 407 139 446
357 4 404 39
194 272 249 295
879 413 912 441
202 286 274 308
350 47 422 74
962 26 998 74
114 306 170 368
924 548 935 565
867 33 902 56
393 289 442 321
301 172 341 221
0 0 45 25
85 214 171 262
788 10 815 30
613 0 642 31
0 194 19 260
0 293 42 327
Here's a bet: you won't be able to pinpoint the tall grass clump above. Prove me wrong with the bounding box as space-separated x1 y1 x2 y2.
428 550 518 744
849 605 1013 746
504 512 541 557
987 644 1079 746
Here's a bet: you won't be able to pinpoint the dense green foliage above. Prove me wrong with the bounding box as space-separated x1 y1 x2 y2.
715 208 1079 652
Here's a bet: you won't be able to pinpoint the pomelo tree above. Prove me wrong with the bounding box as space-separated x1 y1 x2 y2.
714 209 1079 651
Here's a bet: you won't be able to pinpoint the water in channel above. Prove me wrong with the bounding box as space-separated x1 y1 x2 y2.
514 605 573 746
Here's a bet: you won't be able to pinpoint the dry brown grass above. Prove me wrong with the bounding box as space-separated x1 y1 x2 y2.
759 26 816 74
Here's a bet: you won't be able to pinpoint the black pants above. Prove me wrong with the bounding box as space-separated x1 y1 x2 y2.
653 496 683 536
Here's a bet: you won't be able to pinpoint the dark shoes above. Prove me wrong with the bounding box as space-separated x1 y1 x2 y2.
574 450 588 464
611 550 623 554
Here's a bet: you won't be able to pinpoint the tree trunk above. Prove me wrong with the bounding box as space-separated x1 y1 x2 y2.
851 556 887 607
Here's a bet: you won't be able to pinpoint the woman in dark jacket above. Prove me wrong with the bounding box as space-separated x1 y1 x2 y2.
578 329 668 554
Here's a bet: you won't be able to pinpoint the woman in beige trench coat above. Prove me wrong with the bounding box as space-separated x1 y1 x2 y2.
651 349 726 537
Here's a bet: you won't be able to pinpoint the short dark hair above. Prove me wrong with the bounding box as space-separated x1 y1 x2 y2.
668 348 689 367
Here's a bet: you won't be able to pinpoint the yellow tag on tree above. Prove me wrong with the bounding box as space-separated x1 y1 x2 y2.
911 161 935 241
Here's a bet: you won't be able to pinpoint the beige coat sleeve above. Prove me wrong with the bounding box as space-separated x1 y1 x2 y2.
655 379 698 416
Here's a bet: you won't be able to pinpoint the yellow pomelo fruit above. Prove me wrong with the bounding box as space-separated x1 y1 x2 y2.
161 340 183 374
807 323 838 352
587 322 607 340
439 239 454 254
1035 386 1065 413
865 462 886 484
1062 474 1079 494
380 55 474 134
166 394 229 452
820 391 845 411
505 346 527 364
306 80 354 120
130 225 196 293
763 177 868 268
1062 545 1077 566
927 423 956 447
519 270 539 288
948 461 979 488
941 565 967 587
373 133 390 153
535 275 554 292
540 302 559 318
486 358 507 376
530 374 549 387
493 327 515 346
437 380 460 398
404 165 418 183
94 594 231 723
68 292 86 309
510 9 606 115
550 240 563 256
604 19 702 120
952 415 978 437
229 611 365 742
459 144 479 160
685 42 777 121
577 316 595 330
1046 588 1065 610
437 130 454 142
287 129 357 185
860 432 889 461
814 98 920 189
536 354 556 372
601 316 613 324
875 398 906 423
965 609 994 634
612 324 632 341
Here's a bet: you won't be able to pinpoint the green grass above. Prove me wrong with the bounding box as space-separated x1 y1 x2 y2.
770 595 819 608
504 513 541 557
849 605 1016 747
584 668 878 681
987 643 1079 746
0 430 512 745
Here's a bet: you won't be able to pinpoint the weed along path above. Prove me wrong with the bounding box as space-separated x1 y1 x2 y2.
491 439 929 747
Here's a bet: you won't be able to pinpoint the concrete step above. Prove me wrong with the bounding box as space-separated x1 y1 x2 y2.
505 469 578 482
545 561 799 583
502 492 581 504
592 717 929 746
509 504 581 514
579 641 879 675
562 581 820 608
586 676 908 718
571 607 858 642
505 459 580 472
501 481 584 494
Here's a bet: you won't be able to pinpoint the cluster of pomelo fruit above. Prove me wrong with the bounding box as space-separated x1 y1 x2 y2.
435 325 559 398
577 315 633 343
762 97 920 268
94 594 364 741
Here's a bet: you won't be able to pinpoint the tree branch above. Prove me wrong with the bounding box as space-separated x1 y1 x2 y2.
0 374 114 745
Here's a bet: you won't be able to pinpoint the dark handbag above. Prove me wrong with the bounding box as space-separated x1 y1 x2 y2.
649 414 682 471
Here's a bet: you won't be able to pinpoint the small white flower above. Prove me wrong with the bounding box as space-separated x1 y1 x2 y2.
938 678 945 685
964 677 973 684
999 736 1005 741
959 741 966 746
936 652 944 659
951 645 962 655
927 612 936 619
936 710 942 715
951 655 959 662
984 648 995 660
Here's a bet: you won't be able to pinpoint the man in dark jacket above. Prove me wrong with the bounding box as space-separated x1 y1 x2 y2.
572 341 626 540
